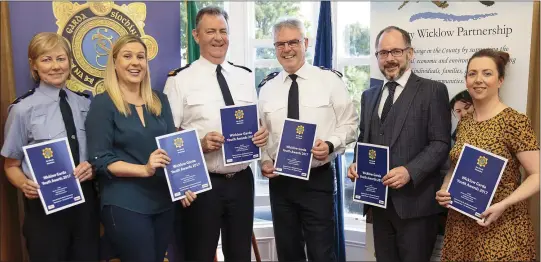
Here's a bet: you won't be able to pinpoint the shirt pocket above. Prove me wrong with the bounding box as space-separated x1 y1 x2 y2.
186 94 216 122
235 93 255 106
262 101 286 136
300 95 333 126
31 122 66 141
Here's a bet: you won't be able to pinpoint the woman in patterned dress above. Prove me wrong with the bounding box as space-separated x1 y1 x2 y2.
436 48 540 261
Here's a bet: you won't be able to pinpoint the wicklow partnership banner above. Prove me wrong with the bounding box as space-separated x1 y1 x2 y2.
370 2 533 114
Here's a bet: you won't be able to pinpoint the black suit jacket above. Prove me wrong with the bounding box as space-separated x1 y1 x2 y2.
360 73 451 219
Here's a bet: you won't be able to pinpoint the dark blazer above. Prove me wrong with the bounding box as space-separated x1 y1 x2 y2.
360 73 451 219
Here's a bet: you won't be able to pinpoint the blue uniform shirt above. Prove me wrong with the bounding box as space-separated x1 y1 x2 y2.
1 82 90 178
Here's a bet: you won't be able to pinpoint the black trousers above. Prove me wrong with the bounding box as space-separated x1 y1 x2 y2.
23 181 99 262
178 167 254 262
372 198 439 262
269 164 336 262
101 205 174 262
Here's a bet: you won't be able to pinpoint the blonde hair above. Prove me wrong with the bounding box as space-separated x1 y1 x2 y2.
27 32 72 83
103 34 161 116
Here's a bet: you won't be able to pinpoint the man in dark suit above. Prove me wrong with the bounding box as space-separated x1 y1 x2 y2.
347 26 451 262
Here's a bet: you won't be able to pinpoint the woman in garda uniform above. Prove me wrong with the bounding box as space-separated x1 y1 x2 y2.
1 32 99 261
85 34 196 262
436 49 540 261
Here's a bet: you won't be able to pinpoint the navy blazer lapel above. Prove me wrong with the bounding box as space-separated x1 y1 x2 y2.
389 73 421 147
363 85 383 143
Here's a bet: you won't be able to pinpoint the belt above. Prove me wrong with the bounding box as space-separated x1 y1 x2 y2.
209 171 239 179
311 162 331 172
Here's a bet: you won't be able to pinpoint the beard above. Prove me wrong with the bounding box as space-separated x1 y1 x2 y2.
380 55 410 81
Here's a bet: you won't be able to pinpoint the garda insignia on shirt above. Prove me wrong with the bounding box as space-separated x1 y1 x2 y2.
318 66 343 78
258 72 279 88
168 64 191 77
53 1 158 96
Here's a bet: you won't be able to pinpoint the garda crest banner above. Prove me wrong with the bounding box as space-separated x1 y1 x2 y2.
9 1 180 97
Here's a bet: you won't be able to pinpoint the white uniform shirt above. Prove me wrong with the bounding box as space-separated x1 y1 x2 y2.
378 69 411 117
258 62 359 167
163 57 257 174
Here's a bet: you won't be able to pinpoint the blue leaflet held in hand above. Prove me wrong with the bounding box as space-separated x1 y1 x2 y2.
156 129 212 202
220 104 261 166
354 143 389 208
23 137 85 215
447 143 507 221
274 119 317 180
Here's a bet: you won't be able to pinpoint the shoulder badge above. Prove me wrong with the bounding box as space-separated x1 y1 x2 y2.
318 66 343 78
228 61 252 73
11 88 36 105
258 72 279 88
168 63 191 77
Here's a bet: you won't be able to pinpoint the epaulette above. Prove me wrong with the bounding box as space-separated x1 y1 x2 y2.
228 61 252 73
168 63 191 77
71 90 90 98
318 66 343 78
258 72 279 88
11 88 36 105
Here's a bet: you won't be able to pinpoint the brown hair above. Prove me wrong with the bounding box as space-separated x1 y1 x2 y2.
374 26 412 49
466 48 510 79
195 6 229 29
27 32 72 83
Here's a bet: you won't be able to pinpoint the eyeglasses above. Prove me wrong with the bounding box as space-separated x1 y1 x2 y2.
375 47 410 58
274 39 303 50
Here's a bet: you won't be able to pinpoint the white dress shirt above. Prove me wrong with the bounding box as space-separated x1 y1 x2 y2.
378 69 412 117
163 56 257 174
258 62 359 168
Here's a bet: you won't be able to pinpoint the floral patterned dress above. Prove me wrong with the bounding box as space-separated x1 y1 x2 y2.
441 108 538 261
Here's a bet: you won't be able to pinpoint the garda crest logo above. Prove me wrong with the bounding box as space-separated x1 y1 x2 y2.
477 156 488 168
368 149 376 160
42 148 54 159
174 137 184 148
296 125 305 135
53 1 158 96
235 109 244 120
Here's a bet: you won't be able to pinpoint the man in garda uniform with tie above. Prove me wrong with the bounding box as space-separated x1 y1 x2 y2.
347 26 451 262
163 6 269 262
258 18 358 262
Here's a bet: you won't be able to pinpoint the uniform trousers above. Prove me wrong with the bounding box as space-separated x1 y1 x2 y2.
179 167 254 262
269 163 336 262
23 181 99 262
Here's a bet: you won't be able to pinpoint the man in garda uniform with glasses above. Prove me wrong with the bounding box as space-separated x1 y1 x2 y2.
347 26 451 262
258 18 358 262
163 6 269 262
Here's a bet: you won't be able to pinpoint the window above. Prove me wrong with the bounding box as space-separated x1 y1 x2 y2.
180 1 226 66
333 1 371 238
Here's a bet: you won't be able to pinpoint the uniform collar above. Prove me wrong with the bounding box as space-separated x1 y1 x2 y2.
382 68 412 89
38 81 65 102
198 56 233 75
281 61 310 83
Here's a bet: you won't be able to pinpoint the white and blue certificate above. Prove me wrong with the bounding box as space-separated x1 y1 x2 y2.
220 104 261 166
274 119 317 180
156 129 212 202
23 137 85 215
446 143 507 221
353 143 389 208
